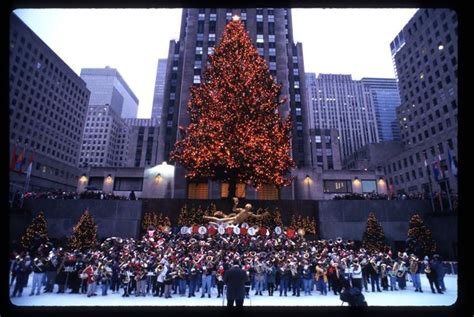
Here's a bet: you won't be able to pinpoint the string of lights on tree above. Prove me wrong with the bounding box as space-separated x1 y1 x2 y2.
20 211 49 252
406 214 437 257
68 209 98 251
177 204 216 226
290 214 317 235
141 212 171 233
170 17 295 196
362 212 388 254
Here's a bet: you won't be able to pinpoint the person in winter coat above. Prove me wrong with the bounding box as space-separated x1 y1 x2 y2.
29 257 45 296
216 265 225 298
223 260 247 312
302 263 313 296
266 262 277 296
424 257 443 294
315 262 328 295
350 259 363 291
11 258 29 297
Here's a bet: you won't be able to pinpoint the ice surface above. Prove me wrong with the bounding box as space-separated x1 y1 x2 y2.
10 274 457 307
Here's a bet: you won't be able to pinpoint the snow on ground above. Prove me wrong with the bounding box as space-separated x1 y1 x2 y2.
10 274 457 307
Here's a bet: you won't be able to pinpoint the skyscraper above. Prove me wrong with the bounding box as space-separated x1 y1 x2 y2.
361 78 401 141
80 67 139 118
384 9 458 196
157 8 311 199
79 105 130 168
124 118 160 167
305 73 379 159
9 13 90 191
151 59 167 121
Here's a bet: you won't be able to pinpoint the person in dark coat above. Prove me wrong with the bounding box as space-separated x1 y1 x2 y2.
11 258 29 297
129 190 136 201
223 260 247 311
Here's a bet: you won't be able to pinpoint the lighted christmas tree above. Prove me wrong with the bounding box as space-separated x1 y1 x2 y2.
178 205 191 226
362 212 388 254
170 16 295 198
68 209 98 251
20 211 48 252
406 214 437 257
273 208 283 227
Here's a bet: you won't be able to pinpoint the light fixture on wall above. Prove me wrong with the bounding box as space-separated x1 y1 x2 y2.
304 174 311 183
353 177 360 182
79 174 88 183
155 173 162 183
105 174 113 184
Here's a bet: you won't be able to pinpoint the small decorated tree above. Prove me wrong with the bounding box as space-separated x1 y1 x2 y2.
68 209 98 251
406 214 437 257
178 205 191 226
362 212 388 254
20 211 49 253
272 208 283 227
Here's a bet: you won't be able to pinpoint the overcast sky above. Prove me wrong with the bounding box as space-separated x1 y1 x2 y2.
14 8 417 118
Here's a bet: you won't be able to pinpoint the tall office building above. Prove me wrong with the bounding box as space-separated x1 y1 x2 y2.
79 105 130 168
124 118 160 167
308 128 342 170
157 8 311 199
361 78 401 141
151 59 167 121
80 67 139 118
305 73 379 159
9 13 90 191
384 9 458 195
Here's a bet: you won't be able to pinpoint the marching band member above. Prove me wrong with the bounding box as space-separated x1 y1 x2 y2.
350 258 363 291
266 261 277 296
315 261 328 295
200 264 213 298
302 261 313 296
29 257 45 296
216 265 225 298
254 260 266 296
278 262 290 296
409 254 423 292
84 260 97 297
396 258 407 290
290 261 301 297
387 260 398 291
368 256 382 292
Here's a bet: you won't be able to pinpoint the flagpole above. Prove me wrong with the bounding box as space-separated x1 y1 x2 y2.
423 151 436 212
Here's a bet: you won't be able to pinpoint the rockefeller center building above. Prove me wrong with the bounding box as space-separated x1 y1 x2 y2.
9 13 90 192
384 9 458 196
157 8 312 199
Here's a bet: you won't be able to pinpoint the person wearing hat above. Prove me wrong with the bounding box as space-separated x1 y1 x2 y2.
278 262 290 296
216 265 225 298
350 258 362 291
201 265 213 298
409 254 423 292
315 261 328 295
223 259 247 312
266 261 277 296
188 266 199 298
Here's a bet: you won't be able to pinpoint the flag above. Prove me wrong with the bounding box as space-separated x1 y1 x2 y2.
432 162 441 182
15 147 25 172
26 150 35 179
448 149 458 177
10 144 17 170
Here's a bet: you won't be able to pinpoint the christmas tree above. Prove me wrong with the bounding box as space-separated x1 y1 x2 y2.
68 209 98 251
406 214 437 257
362 212 388 254
170 16 295 198
20 211 48 253
178 205 191 226
272 208 283 227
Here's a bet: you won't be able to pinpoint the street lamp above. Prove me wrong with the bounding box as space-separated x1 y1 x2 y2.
155 173 162 183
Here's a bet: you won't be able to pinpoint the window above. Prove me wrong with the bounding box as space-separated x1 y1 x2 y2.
362 180 377 193
257 184 279 200
324 180 352 193
221 183 246 198
257 34 264 43
187 182 208 199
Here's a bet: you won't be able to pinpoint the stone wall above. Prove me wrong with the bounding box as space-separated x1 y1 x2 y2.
13 199 456 259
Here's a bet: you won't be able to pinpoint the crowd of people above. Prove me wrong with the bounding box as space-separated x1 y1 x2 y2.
11 190 131 205
9 227 449 300
331 191 446 201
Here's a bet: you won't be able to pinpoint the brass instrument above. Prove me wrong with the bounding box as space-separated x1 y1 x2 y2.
189 238 197 244
249 251 256 257
328 239 333 246
290 263 298 276
396 262 405 278
409 259 419 274
336 237 343 244
370 259 379 274
424 265 431 274
206 255 214 262
380 264 387 278
155 264 164 274
303 252 310 259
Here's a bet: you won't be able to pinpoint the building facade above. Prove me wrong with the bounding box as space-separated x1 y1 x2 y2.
343 141 405 172
9 13 90 191
305 73 379 159
124 118 160 168
361 78 401 141
79 105 130 168
384 9 458 195
151 58 167 121
80 67 139 118
157 8 312 199
308 128 342 171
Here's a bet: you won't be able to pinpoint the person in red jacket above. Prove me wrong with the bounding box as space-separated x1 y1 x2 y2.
84 261 97 297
